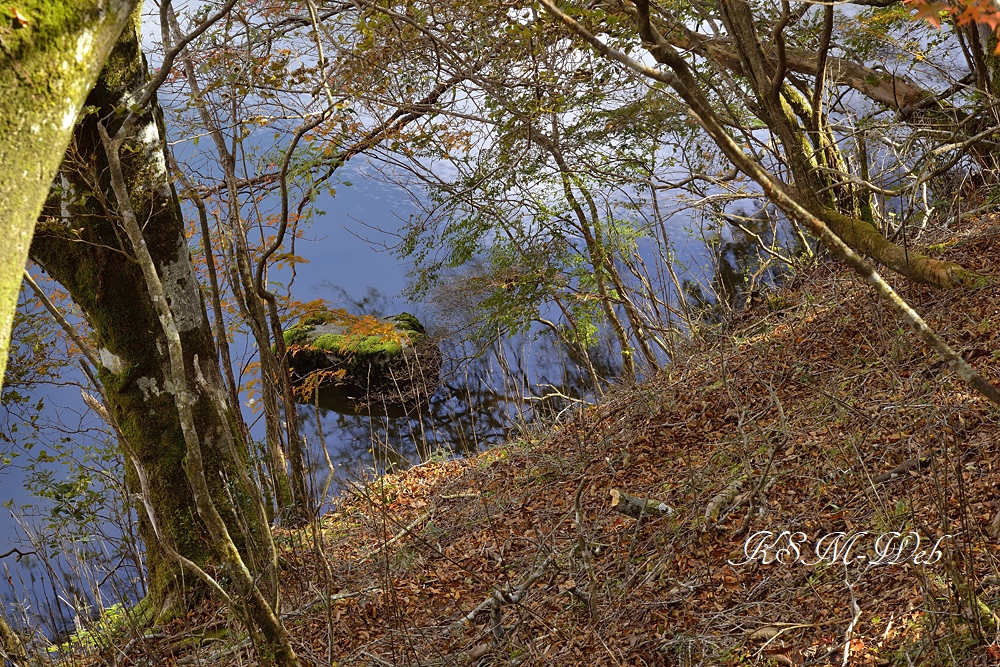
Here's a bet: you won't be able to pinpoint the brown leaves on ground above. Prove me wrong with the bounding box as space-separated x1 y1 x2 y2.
107 215 1000 666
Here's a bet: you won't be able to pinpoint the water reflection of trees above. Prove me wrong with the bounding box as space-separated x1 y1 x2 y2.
684 205 814 325
300 205 802 504
296 326 621 502
298 205 808 500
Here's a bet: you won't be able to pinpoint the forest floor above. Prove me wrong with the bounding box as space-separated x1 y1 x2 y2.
64 214 1000 666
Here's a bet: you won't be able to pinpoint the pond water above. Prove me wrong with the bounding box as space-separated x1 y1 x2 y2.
286 168 720 497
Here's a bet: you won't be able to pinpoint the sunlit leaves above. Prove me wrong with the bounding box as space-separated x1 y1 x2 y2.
908 0 1000 44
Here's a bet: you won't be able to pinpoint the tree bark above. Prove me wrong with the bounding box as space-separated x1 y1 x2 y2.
0 0 137 392
30 12 273 621
817 207 978 289
99 116 301 665
0 613 28 666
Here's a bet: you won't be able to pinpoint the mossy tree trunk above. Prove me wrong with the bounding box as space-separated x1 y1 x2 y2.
30 13 272 621
0 0 137 392
977 28 1000 145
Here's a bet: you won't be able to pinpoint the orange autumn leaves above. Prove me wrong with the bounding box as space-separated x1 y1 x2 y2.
908 0 1000 45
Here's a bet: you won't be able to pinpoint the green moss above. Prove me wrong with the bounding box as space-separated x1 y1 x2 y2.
313 332 403 356
311 333 343 350
47 602 130 654
353 336 403 355
963 273 994 289
130 596 155 628
392 312 426 336
282 324 313 347
926 240 958 253
283 310 440 409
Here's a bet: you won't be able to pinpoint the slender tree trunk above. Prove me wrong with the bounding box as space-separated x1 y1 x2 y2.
979 29 1000 151
0 0 138 391
533 128 639 379
540 0 1000 406
165 6 304 519
30 13 273 621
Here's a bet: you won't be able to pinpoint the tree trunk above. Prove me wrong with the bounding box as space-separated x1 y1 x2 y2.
541 0 1000 405
0 0 138 392
817 207 980 289
163 4 303 519
30 13 272 622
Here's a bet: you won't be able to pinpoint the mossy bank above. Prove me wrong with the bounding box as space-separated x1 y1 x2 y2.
281 309 442 415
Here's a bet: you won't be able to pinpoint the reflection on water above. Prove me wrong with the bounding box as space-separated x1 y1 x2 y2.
297 329 620 504
683 205 810 324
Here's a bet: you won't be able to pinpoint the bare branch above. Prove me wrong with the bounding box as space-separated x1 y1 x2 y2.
22 270 100 372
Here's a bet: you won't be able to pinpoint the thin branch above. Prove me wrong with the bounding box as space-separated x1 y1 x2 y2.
22 270 100 371
769 0 791 105
811 4 833 133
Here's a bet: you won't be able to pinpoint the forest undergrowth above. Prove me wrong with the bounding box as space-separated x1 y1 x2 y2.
46 213 1000 666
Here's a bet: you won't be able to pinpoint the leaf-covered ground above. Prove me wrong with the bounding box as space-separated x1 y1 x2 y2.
68 217 1000 666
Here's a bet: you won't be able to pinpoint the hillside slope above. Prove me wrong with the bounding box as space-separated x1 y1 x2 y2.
68 216 1000 666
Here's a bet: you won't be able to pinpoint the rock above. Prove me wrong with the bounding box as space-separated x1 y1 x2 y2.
281 309 441 415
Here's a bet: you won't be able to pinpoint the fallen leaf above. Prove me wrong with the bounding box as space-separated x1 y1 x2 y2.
9 5 28 27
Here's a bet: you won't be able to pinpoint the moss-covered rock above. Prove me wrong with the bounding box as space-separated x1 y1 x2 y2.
282 309 441 414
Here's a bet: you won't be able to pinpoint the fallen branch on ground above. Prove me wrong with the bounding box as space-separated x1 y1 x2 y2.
873 457 932 484
609 489 674 519
704 475 748 525
454 556 555 629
